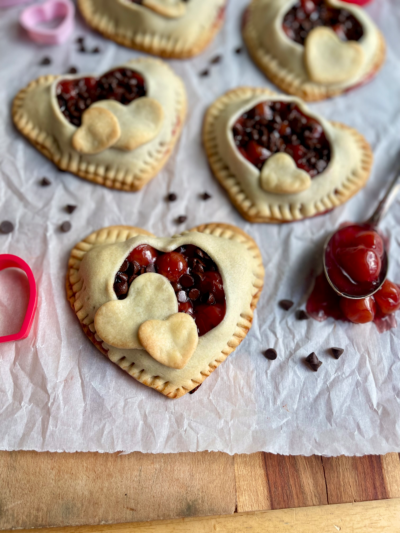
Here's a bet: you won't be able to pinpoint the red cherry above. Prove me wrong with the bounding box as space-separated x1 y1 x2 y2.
301 0 317 14
336 246 381 284
340 296 376 324
127 244 158 267
195 304 226 336
84 77 97 91
352 230 384 257
156 252 188 282
245 140 271 167
286 144 307 164
254 102 273 120
374 280 400 315
58 80 76 95
179 301 194 315
199 272 225 302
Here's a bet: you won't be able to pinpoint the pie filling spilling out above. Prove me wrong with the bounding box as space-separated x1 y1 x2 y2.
306 224 400 326
114 244 226 336
282 0 364 46
232 101 331 175
56 68 147 127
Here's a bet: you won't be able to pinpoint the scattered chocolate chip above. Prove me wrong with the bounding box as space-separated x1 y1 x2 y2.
60 221 71 233
78 44 86 53
66 204 77 214
296 310 309 321
167 192 177 202
305 352 322 372
189 384 201 395
67 67 78 74
40 57 51 66
330 347 344 360
92 47 100 53
210 55 222 64
235 46 243 54
279 299 294 311
180 274 194 288
76 36 85 44
200 69 210 77
177 290 188 303
120 259 129 272
176 215 187 224
188 288 200 301
263 348 277 360
200 192 212 201
40 177 51 186
0 221 14 234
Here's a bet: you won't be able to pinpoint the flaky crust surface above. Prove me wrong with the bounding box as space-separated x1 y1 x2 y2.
66 223 265 398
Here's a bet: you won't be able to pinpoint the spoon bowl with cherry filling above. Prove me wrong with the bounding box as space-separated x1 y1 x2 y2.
323 172 400 300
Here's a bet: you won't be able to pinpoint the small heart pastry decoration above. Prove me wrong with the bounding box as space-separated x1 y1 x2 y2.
138 313 198 369
72 107 121 155
304 27 365 85
142 0 186 18
260 153 311 195
19 0 75 45
94 273 178 350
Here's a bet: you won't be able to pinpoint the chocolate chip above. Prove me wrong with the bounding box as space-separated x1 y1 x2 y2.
305 352 322 372
116 272 128 282
188 288 200 300
279 299 294 311
0 221 14 234
180 274 194 288
60 221 71 233
200 192 212 201
40 57 51 66
114 281 128 297
171 282 182 293
189 384 201 395
330 347 344 360
66 204 77 214
78 44 86 53
120 259 130 272
210 55 222 64
263 348 277 360
200 69 209 77
128 274 137 285
76 36 85 44
167 192 177 202
67 67 78 74
176 216 187 224
177 290 188 303
92 47 100 53
40 177 51 186
235 46 243 54
131 261 140 274
296 310 309 320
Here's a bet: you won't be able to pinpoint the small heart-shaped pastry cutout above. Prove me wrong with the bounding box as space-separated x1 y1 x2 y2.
92 97 164 152
260 152 312 194
142 0 186 18
304 27 365 85
94 273 178 350
72 106 121 155
138 313 198 369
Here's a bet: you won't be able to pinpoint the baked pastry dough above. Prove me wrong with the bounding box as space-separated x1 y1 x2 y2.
243 0 385 101
67 223 264 398
12 58 186 192
203 87 373 223
77 0 227 59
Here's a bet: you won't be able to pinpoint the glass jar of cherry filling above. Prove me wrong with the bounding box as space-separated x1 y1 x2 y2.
56 68 146 127
232 101 331 177
113 244 226 337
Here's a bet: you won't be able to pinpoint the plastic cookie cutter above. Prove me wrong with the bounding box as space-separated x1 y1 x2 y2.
0 0 32 7
341 0 371 5
19 0 75 45
0 254 37 343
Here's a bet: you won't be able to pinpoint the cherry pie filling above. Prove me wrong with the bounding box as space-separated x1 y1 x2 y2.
282 0 364 46
307 224 400 325
233 101 331 176
56 68 147 127
114 244 226 336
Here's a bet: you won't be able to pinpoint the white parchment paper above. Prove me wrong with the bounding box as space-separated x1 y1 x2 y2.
0 0 400 455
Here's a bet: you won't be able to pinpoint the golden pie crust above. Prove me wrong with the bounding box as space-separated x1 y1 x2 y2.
77 0 227 59
12 58 187 192
243 0 386 101
66 223 265 398
203 87 373 223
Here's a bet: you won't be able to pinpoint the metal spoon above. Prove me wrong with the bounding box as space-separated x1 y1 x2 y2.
323 172 400 300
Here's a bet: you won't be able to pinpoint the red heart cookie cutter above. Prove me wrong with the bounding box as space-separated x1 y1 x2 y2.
0 255 37 344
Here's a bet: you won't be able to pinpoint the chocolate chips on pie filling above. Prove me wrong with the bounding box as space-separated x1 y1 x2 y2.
232 101 331 176
56 68 147 127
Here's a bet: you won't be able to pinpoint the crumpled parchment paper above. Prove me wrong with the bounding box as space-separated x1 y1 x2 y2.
0 0 399 455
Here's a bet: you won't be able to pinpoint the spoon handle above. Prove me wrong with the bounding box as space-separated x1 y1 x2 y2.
366 173 400 227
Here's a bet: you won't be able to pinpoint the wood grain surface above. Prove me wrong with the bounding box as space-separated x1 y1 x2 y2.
1 451 400 530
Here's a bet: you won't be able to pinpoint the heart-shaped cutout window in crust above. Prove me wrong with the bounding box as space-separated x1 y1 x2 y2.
114 244 226 336
282 0 363 45
56 68 147 127
233 100 331 177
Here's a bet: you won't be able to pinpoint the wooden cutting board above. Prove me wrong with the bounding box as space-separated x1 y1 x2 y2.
1 451 400 530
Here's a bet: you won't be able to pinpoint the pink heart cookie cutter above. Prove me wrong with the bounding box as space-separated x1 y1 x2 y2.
0 0 32 7
0 255 37 344
20 0 75 45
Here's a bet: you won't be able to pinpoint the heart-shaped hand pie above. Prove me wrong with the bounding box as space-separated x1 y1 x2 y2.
67 223 264 398
141 0 186 18
305 27 365 85
12 58 187 191
138 314 198 369
260 153 311 194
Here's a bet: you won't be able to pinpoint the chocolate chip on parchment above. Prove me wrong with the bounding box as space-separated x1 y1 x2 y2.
167 192 177 202
296 310 309 320
305 352 322 372
40 177 51 186
60 221 72 233
210 54 222 64
78 44 86 53
67 67 78 74
92 47 100 54
200 192 212 201
76 36 85 44
0 221 14 234
189 384 202 395
199 69 210 77
40 57 51 66
279 299 294 311
235 46 243 54
66 205 77 214
264 348 277 361
330 347 344 360
176 215 187 224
